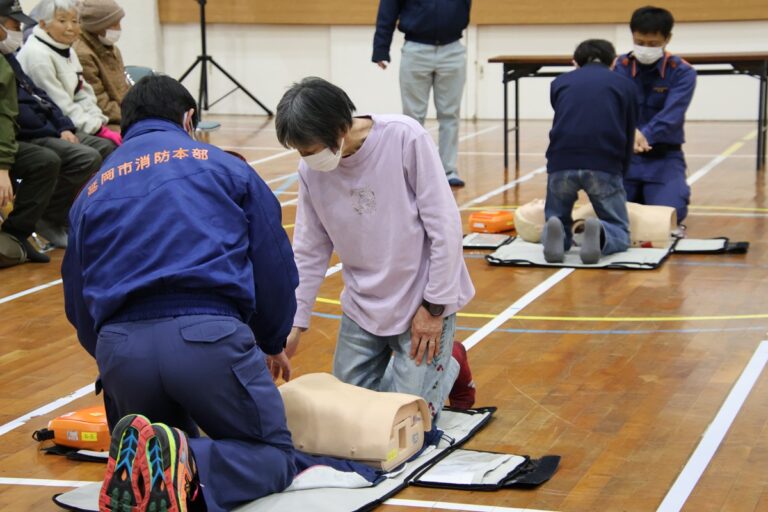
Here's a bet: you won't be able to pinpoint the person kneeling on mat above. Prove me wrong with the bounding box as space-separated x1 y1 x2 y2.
275 77 476 421
62 75 300 512
543 39 638 264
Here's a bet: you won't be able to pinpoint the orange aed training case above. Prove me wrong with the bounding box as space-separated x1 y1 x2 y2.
33 405 110 452
468 210 515 233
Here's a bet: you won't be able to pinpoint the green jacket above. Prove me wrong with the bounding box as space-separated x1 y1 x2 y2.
0 56 18 169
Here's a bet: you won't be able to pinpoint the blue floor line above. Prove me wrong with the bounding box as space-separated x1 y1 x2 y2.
310 312 766 336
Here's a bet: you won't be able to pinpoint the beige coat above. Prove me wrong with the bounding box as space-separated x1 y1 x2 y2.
73 31 129 125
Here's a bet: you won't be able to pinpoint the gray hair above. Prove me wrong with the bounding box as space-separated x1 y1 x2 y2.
275 77 356 152
33 0 80 24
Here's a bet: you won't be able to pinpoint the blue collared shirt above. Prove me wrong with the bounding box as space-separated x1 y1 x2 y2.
614 52 697 146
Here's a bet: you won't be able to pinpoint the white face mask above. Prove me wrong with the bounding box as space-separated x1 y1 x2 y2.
302 138 344 172
98 29 121 46
633 45 664 65
0 29 23 54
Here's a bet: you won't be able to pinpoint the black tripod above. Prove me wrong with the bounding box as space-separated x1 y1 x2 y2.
179 0 273 116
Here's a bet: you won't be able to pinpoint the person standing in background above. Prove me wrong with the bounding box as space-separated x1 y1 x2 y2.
373 0 471 188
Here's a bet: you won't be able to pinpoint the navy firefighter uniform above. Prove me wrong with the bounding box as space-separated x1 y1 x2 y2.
614 52 697 222
62 119 300 512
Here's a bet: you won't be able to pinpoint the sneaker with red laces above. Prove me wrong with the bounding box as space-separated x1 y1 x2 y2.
145 423 200 512
448 341 476 409
100 414 152 512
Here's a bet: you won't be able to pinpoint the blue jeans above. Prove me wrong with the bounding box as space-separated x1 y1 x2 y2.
334 313 458 421
543 170 630 255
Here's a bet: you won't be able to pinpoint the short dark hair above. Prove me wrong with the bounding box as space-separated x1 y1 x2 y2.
630 6 674 38
120 74 197 134
275 77 356 152
574 39 616 67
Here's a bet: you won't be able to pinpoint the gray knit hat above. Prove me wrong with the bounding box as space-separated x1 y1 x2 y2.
80 0 124 33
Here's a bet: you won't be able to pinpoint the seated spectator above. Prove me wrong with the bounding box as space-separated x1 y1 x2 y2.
0 0 56 264
18 0 120 154
1 1 103 249
73 0 128 127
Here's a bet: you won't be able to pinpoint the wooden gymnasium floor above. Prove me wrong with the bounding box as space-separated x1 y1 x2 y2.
1 117 767 512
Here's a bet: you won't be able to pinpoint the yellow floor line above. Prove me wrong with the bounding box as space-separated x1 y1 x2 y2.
316 297 768 322
466 204 768 213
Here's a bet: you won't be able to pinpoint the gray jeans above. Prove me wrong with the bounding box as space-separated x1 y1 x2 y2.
400 40 466 176
334 312 459 422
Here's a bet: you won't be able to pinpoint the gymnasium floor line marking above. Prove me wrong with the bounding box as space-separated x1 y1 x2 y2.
461 269 573 351
458 125 499 141
458 167 547 211
457 151 753 159
0 279 62 305
464 204 768 213
384 498 557 512
0 384 95 438
0 477 97 488
686 130 755 186
247 148 296 167
313 298 768 323
688 212 768 218
310 313 768 336
657 340 768 512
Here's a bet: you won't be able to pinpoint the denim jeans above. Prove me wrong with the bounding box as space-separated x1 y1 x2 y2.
543 170 630 255
334 313 458 421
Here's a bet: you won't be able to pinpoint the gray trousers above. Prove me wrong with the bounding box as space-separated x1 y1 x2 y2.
334 313 459 422
400 40 466 176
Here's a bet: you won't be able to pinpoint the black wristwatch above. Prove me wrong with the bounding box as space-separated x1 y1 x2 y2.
422 299 445 317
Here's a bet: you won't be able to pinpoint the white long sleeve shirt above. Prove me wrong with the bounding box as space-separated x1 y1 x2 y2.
18 26 107 135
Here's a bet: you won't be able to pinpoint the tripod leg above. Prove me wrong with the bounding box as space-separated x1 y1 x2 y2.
179 57 203 83
199 57 209 111
209 57 273 116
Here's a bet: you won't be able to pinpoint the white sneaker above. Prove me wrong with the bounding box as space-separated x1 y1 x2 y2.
35 219 68 248
671 224 687 239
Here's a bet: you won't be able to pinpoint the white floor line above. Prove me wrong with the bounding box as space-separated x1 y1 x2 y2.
280 198 299 207
248 148 296 167
385 498 557 512
325 263 343 278
689 212 768 218
459 125 500 142
686 153 731 186
686 137 746 186
457 151 753 159
0 383 95 438
220 145 286 151
265 172 298 185
656 340 768 512
0 477 97 488
0 279 62 305
458 166 546 211
463 269 574 351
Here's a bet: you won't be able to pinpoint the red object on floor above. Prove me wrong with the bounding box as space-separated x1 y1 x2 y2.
449 341 476 409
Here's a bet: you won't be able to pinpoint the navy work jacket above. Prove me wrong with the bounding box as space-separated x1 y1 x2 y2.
614 52 697 147
62 119 298 357
372 0 471 63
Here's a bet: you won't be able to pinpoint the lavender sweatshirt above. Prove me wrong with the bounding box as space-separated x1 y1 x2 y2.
292 114 475 335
